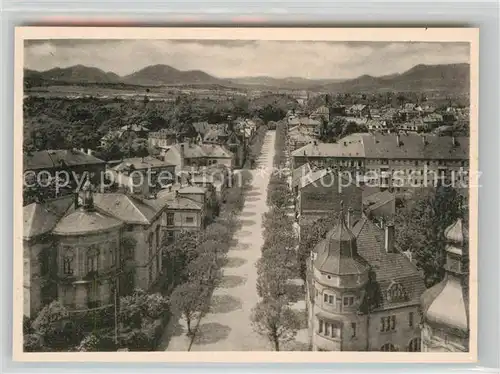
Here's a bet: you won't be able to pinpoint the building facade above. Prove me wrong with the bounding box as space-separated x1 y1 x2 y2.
306 206 426 351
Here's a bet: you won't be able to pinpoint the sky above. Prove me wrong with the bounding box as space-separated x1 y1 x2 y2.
24 39 470 80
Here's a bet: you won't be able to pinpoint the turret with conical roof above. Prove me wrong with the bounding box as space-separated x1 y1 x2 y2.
313 201 370 276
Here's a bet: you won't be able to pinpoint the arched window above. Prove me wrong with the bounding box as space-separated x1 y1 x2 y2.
86 246 99 274
408 338 421 352
381 343 397 352
386 282 408 303
62 247 75 275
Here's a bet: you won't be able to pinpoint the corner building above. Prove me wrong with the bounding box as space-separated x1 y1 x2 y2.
306 207 426 351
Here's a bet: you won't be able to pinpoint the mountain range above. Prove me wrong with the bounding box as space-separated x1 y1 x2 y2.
24 62 470 93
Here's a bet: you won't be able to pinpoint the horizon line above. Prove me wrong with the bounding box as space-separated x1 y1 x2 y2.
24 61 471 82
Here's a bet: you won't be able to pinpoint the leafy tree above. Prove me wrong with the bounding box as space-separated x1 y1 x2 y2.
395 186 466 287
169 281 209 335
23 333 43 352
119 288 168 329
251 298 300 351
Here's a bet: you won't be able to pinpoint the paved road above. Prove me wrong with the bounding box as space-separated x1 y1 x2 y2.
165 130 276 351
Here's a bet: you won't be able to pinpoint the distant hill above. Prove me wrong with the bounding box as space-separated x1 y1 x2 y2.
314 63 470 93
24 62 470 93
25 64 121 84
122 64 226 86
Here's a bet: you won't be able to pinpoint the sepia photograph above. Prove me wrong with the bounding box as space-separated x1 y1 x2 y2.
14 27 478 362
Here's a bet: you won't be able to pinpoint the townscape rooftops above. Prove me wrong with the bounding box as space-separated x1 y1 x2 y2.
92 193 162 225
24 149 105 171
292 134 366 158
174 143 208 158
120 124 150 132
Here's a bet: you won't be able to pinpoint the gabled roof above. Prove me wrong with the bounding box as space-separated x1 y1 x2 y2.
156 190 203 210
53 208 123 236
120 124 150 132
292 134 365 158
23 196 74 239
349 104 367 111
24 149 105 171
192 121 210 136
352 217 425 310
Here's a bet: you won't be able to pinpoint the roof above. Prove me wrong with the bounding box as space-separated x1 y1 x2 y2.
293 133 469 160
362 190 395 210
192 122 209 136
313 212 370 276
23 196 74 239
203 127 228 143
176 143 208 158
200 144 233 158
112 157 175 172
423 113 444 123
53 208 123 236
352 217 426 310
292 134 365 158
288 117 322 126
120 124 149 132
24 149 105 171
366 119 387 128
93 193 165 225
179 185 206 194
314 106 329 114
292 163 312 188
349 104 367 111
361 133 468 160
156 189 203 210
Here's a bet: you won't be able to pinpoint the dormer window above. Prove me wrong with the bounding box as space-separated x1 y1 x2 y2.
386 282 408 303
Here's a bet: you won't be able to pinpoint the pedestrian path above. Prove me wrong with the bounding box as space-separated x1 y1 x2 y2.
164 130 276 351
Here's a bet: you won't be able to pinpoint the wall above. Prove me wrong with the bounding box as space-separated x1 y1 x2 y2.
23 240 51 317
56 229 120 310
367 305 422 351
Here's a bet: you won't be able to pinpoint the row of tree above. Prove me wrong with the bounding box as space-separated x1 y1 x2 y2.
162 170 253 337
251 120 303 351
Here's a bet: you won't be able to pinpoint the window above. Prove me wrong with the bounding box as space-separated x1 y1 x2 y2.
351 322 356 337
86 247 99 274
62 249 74 275
409 312 414 327
319 320 341 339
343 296 354 307
155 226 161 248
166 213 174 226
380 316 396 332
318 320 323 334
324 293 335 305
186 216 194 224
109 242 117 268
408 338 421 352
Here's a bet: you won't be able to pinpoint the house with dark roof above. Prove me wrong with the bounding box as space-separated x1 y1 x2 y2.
22 181 205 318
23 149 106 205
292 133 469 190
306 207 425 351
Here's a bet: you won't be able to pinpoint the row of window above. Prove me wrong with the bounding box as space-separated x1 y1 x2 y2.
317 290 356 307
62 244 117 276
380 312 416 332
164 212 195 226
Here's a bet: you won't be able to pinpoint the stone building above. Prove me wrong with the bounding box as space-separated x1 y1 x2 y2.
420 218 469 352
306 204 425 351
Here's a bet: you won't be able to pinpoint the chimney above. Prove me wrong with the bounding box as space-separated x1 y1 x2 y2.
422 135 427 145
74 192 80 208
396 134 401 147
384 223 395 253
347 207 353 228
452 136 457 147
179 144 185 170
87 148 92 156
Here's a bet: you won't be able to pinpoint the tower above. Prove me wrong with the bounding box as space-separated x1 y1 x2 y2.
420 218 469 352
306 202 370 351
